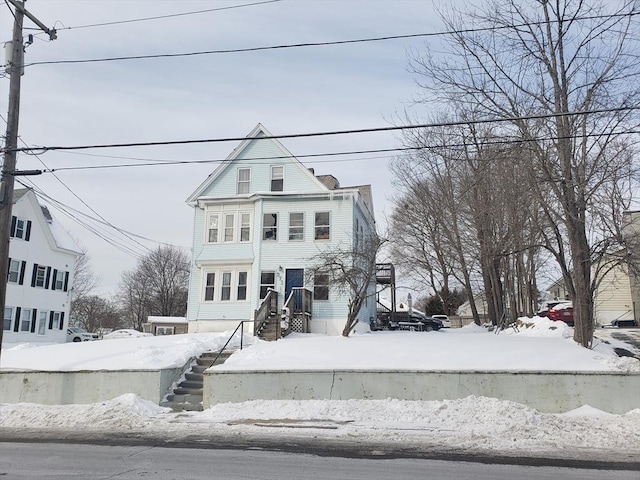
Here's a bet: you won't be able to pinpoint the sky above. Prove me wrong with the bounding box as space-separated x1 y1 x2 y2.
0 0 447 294
2 318 640 462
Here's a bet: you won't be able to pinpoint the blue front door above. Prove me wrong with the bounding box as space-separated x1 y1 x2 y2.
285 269 304 309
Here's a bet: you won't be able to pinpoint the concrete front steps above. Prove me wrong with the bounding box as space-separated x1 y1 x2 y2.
160 350 235 412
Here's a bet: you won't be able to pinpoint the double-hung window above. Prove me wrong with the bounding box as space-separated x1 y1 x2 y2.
237 168 251 194
289 213 304 241
35 266 47 288
315 212 330 240
263 213 277 240
3 307 12 331
205 273 216 301
53 270 65 291
8 259 20 283
14 218 25 239
271 165 284 192
221 272 232 301
208 214 219 243
224 214 235 242
21 308 32 332
240 213 251 242
237 271 248 300
314 272 329 300
260 271 275 299
51 311 62 330
37 311 47 335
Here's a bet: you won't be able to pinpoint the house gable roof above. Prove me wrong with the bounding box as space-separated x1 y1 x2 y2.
186 124 329 204
13 188 83 255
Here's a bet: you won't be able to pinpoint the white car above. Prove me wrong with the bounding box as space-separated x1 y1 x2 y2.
102 329 153 340
66 327 99 342
432 315 451 328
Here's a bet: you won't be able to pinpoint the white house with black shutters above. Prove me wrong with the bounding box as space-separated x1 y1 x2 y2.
185 124 377 336
3 189 82 344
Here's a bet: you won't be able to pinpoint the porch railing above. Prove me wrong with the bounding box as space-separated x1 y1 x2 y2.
282 287 312 336
253 288 279 337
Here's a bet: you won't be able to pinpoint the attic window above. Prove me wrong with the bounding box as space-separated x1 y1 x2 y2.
237 168 250 194
271 165 283 192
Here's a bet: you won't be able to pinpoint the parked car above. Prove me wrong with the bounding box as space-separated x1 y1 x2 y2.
536 301 567 318
102 329 153 340
432 314 451 328
547 302 574 326
66 327 99 343
409 313 443 331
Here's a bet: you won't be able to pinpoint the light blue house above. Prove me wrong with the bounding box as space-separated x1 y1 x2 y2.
185 124 377 336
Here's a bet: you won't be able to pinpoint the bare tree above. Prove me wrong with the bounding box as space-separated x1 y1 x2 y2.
118 246 189 330
307 232 384 337
71 295 123 333
409 0 640 346
69 245 101 322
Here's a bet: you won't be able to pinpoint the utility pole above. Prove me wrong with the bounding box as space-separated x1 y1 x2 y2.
0 0 56 357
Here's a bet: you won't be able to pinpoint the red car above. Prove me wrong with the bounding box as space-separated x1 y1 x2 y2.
548 302 574 326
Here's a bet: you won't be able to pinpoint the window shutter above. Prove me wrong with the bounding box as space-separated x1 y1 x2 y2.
30 309 37 333
49 311 54 329
25 221 32 241
6 257 10 277
60 312 65 330
51 269 58 290
31 264 38 287
19 261 26 285
14 307 20 332
10 216 16 237
63 272 69 292
45 267 51 289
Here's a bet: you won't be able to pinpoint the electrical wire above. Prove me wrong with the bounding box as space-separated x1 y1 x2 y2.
52 0 281 31
6 106 639 155
20 10 639 68
0 113 153 255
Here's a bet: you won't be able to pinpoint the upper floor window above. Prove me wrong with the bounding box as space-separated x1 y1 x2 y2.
224 214 235 242
313 272 329 301
315 212 330 240
271 165 284 192
53 270 66 291
10 216 31 241
289 213 304 241
8 259 20 284
240 213 251 242
263 213 277 240
237 168 251 194
208 214 219 243
221 272 232 301
33 265 47 288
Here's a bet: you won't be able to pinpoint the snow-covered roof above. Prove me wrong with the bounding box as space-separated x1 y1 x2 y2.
146 316 187 324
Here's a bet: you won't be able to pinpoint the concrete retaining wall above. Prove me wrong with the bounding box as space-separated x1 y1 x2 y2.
0 366 185 405
203 369 640 414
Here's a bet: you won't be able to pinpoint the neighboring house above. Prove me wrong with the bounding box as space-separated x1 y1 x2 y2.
3 189 82 344
143 316 188 336
185 124 377 336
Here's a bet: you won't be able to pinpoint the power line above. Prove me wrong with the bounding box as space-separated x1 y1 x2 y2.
51 0 281 31
7 106 639 154
34 128 640 174
21 10 639 68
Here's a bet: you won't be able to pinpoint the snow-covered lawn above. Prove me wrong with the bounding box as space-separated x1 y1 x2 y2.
1 317 639 460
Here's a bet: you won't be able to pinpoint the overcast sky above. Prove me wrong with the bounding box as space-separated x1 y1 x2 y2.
1 0 447 294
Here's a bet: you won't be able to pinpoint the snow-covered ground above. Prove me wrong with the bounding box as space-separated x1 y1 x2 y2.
1 317 639 460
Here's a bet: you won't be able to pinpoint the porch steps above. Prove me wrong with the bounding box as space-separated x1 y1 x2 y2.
256 317 279 341
160 350 235 412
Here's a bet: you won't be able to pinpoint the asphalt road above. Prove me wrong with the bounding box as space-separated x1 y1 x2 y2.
1 442 639 480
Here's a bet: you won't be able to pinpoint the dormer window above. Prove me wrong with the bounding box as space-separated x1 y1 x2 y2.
271 165 283 192
237 168 251 194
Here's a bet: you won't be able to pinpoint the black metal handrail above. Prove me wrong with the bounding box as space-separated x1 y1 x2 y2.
210 320 253 365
